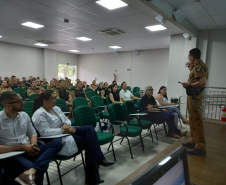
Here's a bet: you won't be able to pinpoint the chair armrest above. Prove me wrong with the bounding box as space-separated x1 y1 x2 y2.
39 134 70 139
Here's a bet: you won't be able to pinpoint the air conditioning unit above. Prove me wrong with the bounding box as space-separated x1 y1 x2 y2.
98 28 125 36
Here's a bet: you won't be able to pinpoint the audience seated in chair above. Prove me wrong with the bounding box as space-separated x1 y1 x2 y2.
155 86 188 126
0 80 13 94
101 82 110 103
72 81 90 103
82 81 89 90
90 80 98 91
96 82 104 95
27 80 44 97
119 81 141 102
0 91 62 185
109 84 122 104
140 86 187 139
32 91 114 185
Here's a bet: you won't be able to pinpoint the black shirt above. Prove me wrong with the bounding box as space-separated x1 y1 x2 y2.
74 88 86 98
57 87 69 101
110 90 120 103
140 94 156 112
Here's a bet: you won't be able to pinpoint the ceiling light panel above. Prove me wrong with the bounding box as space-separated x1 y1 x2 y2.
0 35 2 38
145 25 167 32
96 0 128 10
21 22 44 29
109 46 122 49
76 37 92 41
69 50 80 52
34 43 48 47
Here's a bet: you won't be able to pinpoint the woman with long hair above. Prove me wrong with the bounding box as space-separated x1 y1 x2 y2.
109 84 121 104
155 86 189 126
32 91 114 185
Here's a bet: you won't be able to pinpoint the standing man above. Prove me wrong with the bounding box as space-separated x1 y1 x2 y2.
181 48 208 156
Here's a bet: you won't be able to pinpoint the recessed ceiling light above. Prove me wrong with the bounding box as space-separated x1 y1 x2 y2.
0 35 2 38
76 37 92 41
109 46 122 49
145 25 167 32
34 43 48 47
69 50 80 53
96 0 128 10
21 22 44 29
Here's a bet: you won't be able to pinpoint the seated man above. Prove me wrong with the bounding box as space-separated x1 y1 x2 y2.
119 81 140 102
72 81 90 103
0 80 13 94
101 82 110 103
20 77 30 89
10 79 21 90
140 86 187 139
82 81 89 90
0 91 62 185
27 80 44 97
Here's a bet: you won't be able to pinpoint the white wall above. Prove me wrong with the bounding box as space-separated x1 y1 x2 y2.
0 42 44 79
0 42 78 81
44 49 78 80
198 30 226 88
78 49 169 91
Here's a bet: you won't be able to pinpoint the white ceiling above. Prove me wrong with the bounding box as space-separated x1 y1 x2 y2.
0 0 225 54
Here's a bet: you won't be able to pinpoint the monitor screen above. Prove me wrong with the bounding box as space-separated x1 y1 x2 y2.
129 147 190 185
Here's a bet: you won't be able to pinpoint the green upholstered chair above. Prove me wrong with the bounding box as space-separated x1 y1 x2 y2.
108 103 144 159
133 92 141 98
126 86 131 91
42 85 47 90
106 95 111 105
74 105 116 161
85 88 93 93
86 91 97 100
55 98 75 125
29 93 40 101
122 100 154 142
14 87 27 99
71 86 76 91
23 101 34 118
132 87 140 94
45 89 53 94
91 96 109 120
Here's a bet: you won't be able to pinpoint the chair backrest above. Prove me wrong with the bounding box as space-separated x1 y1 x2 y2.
71 86 76 90
133 87 140 93
86 91 97 99
45 89 53 94
74 105 96 127
118 85 121 90
91 96 105 108
29 93 40 101
106 95 110 105
55 98 68 112
133 92 141 98
73 97 88 109
109 103 125 123
42 85 47 90
23 101 34 117
14 88 27 99
127 86 131 91
122 101 137 118
85 88 93 93
0 105 3 111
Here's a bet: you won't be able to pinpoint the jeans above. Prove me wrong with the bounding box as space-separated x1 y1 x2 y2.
166 105 184 127
9 140 62 185
72 125 105 184
145 112 181 135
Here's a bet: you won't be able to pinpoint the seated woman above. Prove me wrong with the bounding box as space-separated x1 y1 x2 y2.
109 84 122 104
96 82 104 95
155 86 189 126
32 91 114 185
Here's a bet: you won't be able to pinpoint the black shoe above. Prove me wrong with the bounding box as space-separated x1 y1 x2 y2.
182 142 195 149
99 159 115 167
187 148 206 156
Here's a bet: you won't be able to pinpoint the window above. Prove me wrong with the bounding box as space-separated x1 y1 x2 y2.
58 64 77 84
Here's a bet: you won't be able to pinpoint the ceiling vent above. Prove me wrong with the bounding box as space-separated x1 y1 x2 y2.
36 40 59 45
98 28 125 36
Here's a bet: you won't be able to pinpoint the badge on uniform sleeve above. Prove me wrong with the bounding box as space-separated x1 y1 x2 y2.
195 65 202 72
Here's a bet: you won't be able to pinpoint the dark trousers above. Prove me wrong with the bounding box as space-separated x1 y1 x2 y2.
1 140 62 185
146 112 181 135
72 125 105 184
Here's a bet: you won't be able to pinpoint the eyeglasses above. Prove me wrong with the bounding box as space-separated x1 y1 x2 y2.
7 99 24 104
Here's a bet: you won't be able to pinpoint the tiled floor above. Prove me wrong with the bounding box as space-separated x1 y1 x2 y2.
44 124 190 185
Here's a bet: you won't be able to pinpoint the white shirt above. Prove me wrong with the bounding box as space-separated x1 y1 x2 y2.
0 110 37 145
119 89 133 101
32 106 78 156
